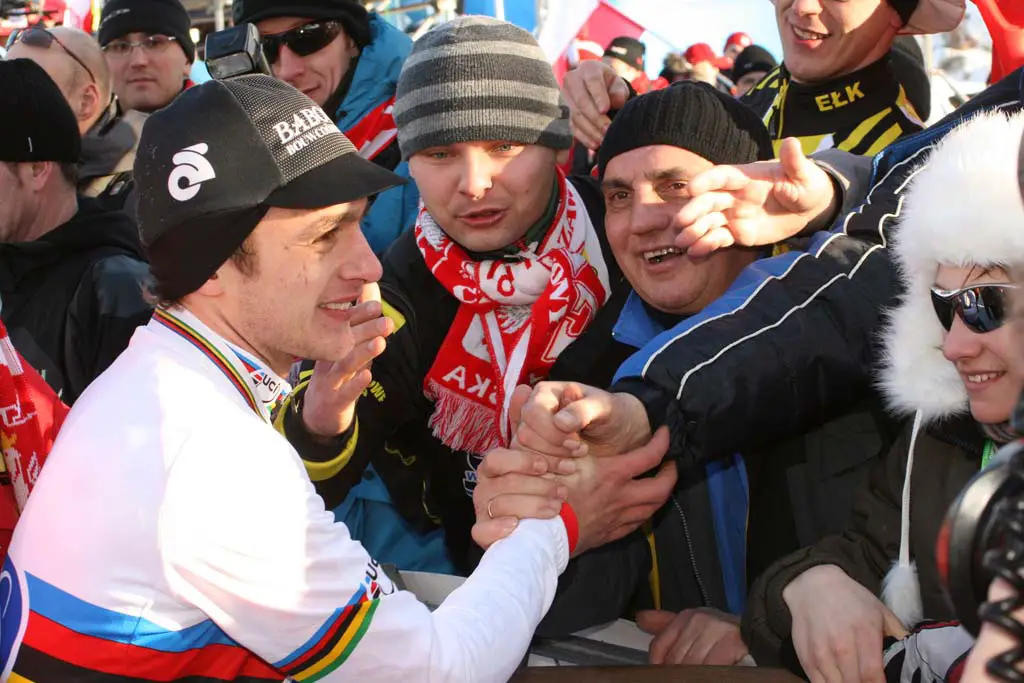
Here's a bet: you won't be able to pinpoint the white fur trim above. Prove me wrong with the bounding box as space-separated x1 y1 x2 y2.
881 111 1024 418
901 0 965 36
883 561 924 629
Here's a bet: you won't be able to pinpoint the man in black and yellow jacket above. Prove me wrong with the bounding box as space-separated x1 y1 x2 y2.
563 0 965 158
742 0 962 157
275 17 671 575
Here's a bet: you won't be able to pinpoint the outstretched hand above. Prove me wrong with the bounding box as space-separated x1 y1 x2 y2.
675 138 838 258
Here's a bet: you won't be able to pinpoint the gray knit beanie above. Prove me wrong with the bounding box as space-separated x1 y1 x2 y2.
394 16 572 160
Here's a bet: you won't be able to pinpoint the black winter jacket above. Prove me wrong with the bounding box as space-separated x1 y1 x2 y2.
0 198 153 403
742 416 985 669
279 176 634 574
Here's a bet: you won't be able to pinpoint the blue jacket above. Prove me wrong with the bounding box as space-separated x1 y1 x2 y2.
334 14 419 254
613 291 750 616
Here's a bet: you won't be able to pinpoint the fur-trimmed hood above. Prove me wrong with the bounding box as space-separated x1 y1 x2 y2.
881 110 1024 422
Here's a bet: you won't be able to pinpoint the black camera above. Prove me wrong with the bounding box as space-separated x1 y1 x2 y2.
204 23 271 80
940 439 1024 681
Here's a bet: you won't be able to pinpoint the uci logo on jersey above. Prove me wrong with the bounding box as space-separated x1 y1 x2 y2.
168 143 217 202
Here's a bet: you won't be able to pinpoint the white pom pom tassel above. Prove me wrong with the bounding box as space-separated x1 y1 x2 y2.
882 410 924 629
883 560 923 628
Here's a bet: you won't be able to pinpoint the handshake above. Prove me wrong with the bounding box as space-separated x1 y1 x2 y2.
471 381 679 556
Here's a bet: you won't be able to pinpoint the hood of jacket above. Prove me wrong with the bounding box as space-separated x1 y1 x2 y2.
0 197 144 290
334 13 412 130
881 110 1024 423
79 103 147 181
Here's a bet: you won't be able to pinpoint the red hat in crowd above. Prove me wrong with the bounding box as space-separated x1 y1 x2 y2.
685 42 716 65
725 32 753 50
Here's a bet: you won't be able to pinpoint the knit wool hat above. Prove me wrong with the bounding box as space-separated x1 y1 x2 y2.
98 0 195 62
731 45 778 84
598 82 773 178
393 16 572 160
232 0 371 49
0 59 81 164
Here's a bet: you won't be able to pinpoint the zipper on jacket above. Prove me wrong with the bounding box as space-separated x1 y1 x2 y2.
671 494 711 607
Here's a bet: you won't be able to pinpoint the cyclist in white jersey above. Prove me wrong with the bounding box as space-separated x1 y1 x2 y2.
0 73 580 683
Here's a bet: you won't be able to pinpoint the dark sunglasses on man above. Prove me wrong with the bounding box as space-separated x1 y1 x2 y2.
931 284 1017 334
260 20 342 65
6 27 96 84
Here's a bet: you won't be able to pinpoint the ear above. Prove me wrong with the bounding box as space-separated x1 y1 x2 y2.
28 161 57 191
555 149 569 166
78 82 102 126
182 59 193 80
345 35 360 58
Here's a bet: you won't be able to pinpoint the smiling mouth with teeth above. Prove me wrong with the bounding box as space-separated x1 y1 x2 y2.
792 26 829 41
320 301 357 311
966 372 1005 384
643 247 685 265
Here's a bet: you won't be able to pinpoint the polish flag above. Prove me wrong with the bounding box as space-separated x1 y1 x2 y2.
538 0 647 82
971 0 1024 83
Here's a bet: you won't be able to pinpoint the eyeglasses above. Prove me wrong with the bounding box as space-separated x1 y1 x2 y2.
260 21 342 65
102 35 179 58
930 284 1017 334
6 27 96 84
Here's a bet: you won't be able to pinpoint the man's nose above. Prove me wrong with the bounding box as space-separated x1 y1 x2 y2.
274 46 305 84
341 229 383 285
457 152 493 199
629 194 673 236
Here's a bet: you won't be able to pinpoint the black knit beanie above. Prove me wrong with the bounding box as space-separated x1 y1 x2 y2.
98 0 195 62
0 59 81 163
888 0 921 25
232 0 371 49
731 45 778 84
598 82 773 178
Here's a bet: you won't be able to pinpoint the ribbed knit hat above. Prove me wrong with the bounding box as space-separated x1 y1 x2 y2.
731 45 778 84
393 16 572 160
0 59 81 164
98 0 195 62
599 82 773 178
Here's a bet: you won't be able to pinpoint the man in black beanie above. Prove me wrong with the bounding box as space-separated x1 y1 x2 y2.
731 44 778 96
473 83 895 669
232 0 418 254
0 59 151 403
98 0 194 114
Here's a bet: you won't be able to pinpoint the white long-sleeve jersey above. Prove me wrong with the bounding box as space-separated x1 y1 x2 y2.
0 311 569 683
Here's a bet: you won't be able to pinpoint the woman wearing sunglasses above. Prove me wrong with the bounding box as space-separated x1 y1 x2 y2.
741 111 1024 683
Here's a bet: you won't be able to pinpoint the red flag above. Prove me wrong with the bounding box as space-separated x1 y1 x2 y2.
552 1 646 83
972 0 1024 83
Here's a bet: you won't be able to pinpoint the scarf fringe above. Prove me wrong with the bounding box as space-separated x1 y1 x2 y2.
425 380 503 454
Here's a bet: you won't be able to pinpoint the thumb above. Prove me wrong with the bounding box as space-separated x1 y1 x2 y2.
553 392 614 433
881 606 909 639
777 137 813 183
636 610 678 635
608 76 630 111
508 384 533 431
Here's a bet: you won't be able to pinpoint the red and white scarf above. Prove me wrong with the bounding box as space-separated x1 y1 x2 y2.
417 171 610 454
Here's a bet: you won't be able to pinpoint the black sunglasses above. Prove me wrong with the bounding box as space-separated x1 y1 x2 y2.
6 27 97 84
930 284 1017 334
260 21 342 65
